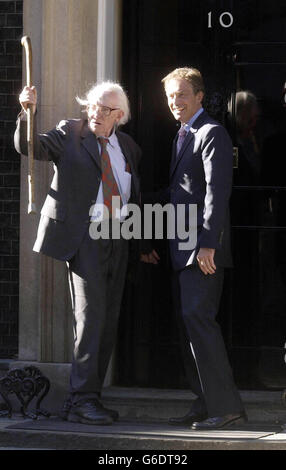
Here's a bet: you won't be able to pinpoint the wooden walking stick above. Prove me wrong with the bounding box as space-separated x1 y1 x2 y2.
21 35 36 214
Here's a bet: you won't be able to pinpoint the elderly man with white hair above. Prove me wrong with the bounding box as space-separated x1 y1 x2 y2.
14 81 143 425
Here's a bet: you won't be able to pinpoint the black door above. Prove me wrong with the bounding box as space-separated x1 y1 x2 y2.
116 0 286 390
228 3 286 389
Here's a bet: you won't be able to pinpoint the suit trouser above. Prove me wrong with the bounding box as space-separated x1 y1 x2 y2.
172 265 244 417
67 226 129 403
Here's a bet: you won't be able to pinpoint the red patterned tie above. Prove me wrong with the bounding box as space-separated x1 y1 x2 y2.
98 137 122 217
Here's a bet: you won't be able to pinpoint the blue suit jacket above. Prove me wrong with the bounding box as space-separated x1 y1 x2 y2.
169 110 233 271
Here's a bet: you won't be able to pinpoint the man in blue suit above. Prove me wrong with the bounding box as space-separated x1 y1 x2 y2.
162 67 246 429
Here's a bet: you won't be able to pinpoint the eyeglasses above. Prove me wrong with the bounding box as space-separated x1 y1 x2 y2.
87 103 120 116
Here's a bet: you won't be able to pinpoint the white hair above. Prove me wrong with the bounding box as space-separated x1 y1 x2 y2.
76 81 131 126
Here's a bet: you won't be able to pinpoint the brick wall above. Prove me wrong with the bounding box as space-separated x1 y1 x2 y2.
0 0 23 358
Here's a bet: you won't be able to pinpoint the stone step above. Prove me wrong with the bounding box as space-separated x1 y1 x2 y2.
0 377 286 450
1 360 286 425
101 387 286 425
0 416 286 451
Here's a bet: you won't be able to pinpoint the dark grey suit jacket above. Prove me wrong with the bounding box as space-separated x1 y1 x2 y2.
169 110 233 271
14 115 142 261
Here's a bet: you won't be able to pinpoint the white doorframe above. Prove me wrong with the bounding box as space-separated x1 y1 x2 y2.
97 0 122 82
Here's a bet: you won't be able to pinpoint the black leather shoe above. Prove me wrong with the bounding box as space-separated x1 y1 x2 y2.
169 410 207 426
60 397 119 422
191 413 247 430
67 399 113 425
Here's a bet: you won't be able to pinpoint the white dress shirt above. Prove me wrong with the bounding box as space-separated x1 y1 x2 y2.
90 130 131 222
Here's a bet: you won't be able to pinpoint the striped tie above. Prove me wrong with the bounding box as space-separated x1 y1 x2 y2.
98 137 122 218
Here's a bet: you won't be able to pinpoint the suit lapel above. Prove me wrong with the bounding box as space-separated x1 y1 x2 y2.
80 124 139 201
170 130 195 179
116 131 140 201
170 134 178 177
80 122 101 170
81 125 134 173
169 110 208 180
116 131 133 171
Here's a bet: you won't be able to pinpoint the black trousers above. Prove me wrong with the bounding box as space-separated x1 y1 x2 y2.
172 265 244 417
67 227 129 403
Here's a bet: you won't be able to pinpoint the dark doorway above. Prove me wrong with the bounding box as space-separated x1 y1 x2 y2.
116 0 286 390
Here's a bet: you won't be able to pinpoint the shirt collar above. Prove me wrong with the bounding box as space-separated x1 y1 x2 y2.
108 128 118 148
181 107 204 133
97 127 117 148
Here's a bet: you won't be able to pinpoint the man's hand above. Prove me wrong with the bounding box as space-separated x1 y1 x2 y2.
196 247 216 275
19 86 37 114
140 249 160 265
